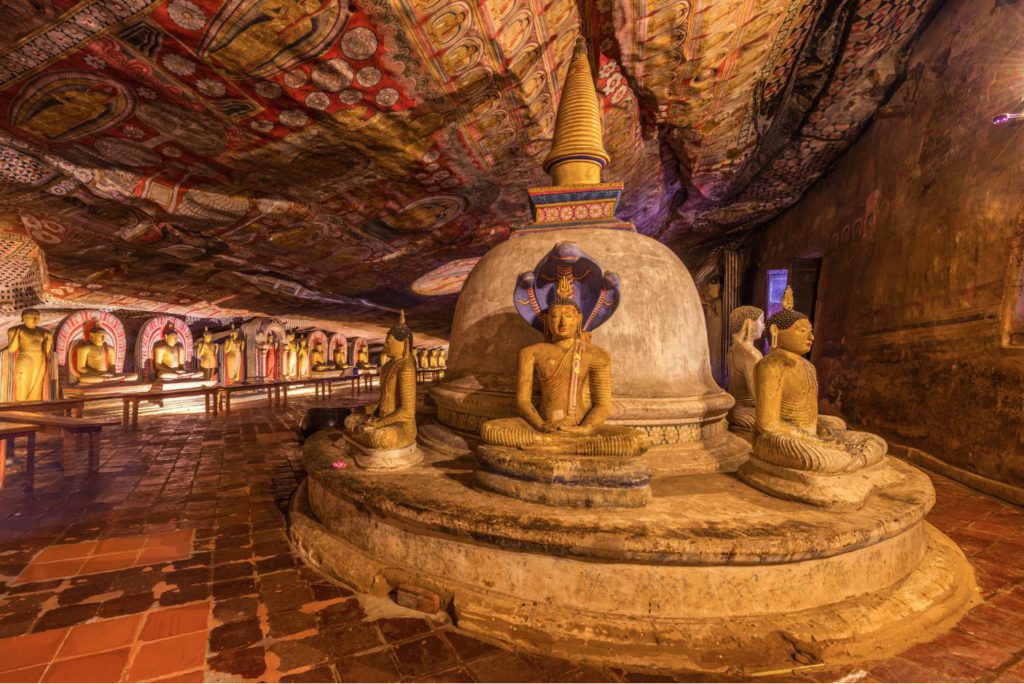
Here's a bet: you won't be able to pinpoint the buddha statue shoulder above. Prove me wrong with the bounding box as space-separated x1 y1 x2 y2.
343 312 418 452
153 325 203 381
726 305 764 442
480 243 649 459
737 288 899 510
6 308 54 401
74 326 137 384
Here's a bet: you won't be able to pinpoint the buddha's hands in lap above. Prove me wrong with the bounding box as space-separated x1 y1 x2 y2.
557 424 594 436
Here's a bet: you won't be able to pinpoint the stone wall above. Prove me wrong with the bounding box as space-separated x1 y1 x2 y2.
744 0 1024 491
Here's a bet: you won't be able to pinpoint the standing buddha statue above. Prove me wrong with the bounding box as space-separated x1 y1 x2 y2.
195 328 219 381
726 305 764 443
297 336 311 378
282 332 299 379
737 287 900 510
6 308 53 401
223 326 245 384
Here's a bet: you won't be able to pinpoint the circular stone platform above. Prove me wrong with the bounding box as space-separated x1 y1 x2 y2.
289 430 978 674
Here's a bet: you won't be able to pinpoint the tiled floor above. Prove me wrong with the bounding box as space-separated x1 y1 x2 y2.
0 391 1022 682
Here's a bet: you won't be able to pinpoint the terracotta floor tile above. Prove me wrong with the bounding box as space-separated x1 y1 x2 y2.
0 629 70 672
41 648 130 683
137 545 191 566
125 631 208 682
78 551 140 576
140 602 210 642
0 665 47 683
146 531 194 550
14 560 85 585
56 614 142 661
92 536 147 556
33 543 97 565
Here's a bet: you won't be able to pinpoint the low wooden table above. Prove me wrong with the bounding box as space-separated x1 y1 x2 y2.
122 387 220 429
215 382 284 414
0 411 117 477
0 422 38 491
0 398 85 417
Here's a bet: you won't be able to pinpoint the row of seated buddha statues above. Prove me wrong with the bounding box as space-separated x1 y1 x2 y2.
726 287 901 510
415 347 446 370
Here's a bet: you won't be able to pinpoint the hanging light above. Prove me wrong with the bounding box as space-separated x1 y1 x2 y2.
992 112 1024 124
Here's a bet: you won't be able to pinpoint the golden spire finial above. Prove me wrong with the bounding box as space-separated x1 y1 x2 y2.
781 286 794 311
542 37 610 187
398 309 406 325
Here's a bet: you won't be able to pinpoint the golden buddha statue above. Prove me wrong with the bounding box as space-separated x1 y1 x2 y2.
6 308 53 402
282 332 299 379
416 348 428 369
311 339 333 371
153 325 204 381
195 328 220 381
726 305 764 443
343 312 418 451
425 349 437 369
738 288 899 510
480 246 648 459
438 349 447 368
297 336 311 378
74 326 136 384
332 341 350 369
223 326 245 384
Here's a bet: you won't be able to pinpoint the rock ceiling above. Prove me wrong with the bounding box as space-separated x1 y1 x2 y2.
0 0 939 337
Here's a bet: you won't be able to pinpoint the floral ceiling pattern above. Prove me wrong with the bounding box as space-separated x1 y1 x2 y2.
0 0 938 334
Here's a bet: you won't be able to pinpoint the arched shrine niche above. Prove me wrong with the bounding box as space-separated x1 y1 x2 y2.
56 311 127 384
135 316 193 381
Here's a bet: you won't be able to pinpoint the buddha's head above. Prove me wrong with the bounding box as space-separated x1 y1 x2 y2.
544 300 583 342
729 305 765 343
88 326 108 346
767 308 812 355
165 330 179 347
286 332 295 342
21 308 40 329
314 340 324 353
385 310 414 359
230 327 239 340
703 276 721 302
203 328 212 342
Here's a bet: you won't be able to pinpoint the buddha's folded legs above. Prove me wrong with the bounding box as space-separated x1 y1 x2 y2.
481 417 649 457
344 413 415 450
753 427 887 473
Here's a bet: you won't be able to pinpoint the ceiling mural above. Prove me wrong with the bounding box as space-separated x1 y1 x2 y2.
0 0 939 335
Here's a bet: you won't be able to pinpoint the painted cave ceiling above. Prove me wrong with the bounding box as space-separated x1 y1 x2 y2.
0 0 938 336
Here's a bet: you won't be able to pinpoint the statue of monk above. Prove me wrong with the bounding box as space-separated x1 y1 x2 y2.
195 328 219 381
311 339 333 371
343 312 417 450
738 288 897 510
726 305 764 442
6 308 53 401
74 326 136 384
211 0 327 75
480 296 649 458
153 326 204 381
224 326 244 384
297 336 311 378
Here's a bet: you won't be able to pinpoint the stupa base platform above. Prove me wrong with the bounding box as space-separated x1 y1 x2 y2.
475 444 651 508
738 456 906 512
343 435 424 471
290 430 977 673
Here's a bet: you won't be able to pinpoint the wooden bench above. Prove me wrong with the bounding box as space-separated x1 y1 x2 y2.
0 411 117 477
0 422 38 491
122 387 219 429
0 398 85 418
215 382 285 414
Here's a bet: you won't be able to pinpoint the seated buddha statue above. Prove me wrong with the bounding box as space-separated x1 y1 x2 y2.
737 287 899 510
195 328 219 381
726 305 764 443
223 326 244 384
74 326 137 384
480 246 648 459
343 312 419 458
438 349 447 368
153 326 204 381
311 339 333 371
428 349 439 369
332 342 350 370
355 345 376 371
